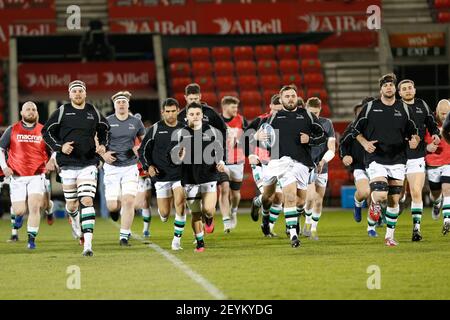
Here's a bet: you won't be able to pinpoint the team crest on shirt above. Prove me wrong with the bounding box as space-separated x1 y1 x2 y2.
128 124 136 130
415 107 423 114
394 110 402 117
87 112 95 120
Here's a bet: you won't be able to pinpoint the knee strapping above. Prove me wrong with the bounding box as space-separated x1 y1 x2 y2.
78 183 97 199
388 185 403 195
230 181 242 191
63 187 77 201
370 181 388 193
429 181 442 191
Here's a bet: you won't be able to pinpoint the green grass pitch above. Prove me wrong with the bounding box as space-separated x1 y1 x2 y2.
1 208 450 300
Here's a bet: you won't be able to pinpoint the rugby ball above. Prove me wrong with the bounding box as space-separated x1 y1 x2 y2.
260 123 276 149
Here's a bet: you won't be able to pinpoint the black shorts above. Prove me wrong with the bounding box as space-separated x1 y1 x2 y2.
217 172 230 185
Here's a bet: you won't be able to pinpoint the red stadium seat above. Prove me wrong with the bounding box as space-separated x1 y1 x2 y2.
214 61 234 76
236 60 257 75
321 103 331 118
212 46 232 61
192 61 213 77
279 59 300 74
260 75 281 91
170 62 191 78
435 0 450 9
303 73 325 87
201 92 219 108
301 59 322 73
242 105 263 120
174 93 186 107
190 47 210 62
171 77 192 93
306 88 328 101
168 48 189 62
237 75 259 90
233 46 254 61
216 76 237 91
438 11 450 22
277 44 298 60
297 88 306 100
240 91 262 106
282 74 302 89
298 44 319 59
194 76 215 91
262 89 279 106
255 45 276 60
218 91 239 100
0 82 4 93
257 60 278 75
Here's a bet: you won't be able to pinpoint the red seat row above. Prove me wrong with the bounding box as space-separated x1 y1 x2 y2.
169 59 322 78
172 74 324 92
168 44 319 63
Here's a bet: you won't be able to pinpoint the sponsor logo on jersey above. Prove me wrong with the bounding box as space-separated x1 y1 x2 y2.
16 134 42 143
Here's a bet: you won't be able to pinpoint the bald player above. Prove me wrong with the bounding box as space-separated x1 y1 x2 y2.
0 102 51 250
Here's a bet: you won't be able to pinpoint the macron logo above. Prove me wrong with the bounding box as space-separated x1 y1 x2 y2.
16 134 42 143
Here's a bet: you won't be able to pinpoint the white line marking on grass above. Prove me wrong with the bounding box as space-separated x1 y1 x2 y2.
110 220 227 300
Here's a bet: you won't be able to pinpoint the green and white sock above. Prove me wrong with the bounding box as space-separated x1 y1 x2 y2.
443 197 450 221
27 226 39 239
10 207 18 235
81 206 95 250
311 209 321 231
269 204 282 230
296 206 304 232
354 196 364 208
142 208 151 232
284 207 297 239
195 231 204 242
385 206 399 239
433 195 442 206
254 195 262 207
411 201 423 231
120 229 131 240
262 206 270 218
174 214 186 238
367 213 377 231
305 208 313 225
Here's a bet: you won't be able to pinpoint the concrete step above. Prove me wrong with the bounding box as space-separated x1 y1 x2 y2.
327 83 379 91
324 69 380 77
383 16 432 24
383 3 429 10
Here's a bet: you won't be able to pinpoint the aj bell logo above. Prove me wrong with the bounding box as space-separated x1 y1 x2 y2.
213 18 282 34
16 134 42 143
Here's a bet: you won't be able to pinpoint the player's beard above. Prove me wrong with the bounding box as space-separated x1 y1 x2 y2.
382 92 395 100
283 102 296 111
23 114 37 124
402 95 414 103
72 96 85 106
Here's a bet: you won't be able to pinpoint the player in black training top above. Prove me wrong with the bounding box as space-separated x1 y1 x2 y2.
352 73 419 247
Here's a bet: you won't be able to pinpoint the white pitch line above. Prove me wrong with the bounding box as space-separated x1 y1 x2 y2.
110 221 227 300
